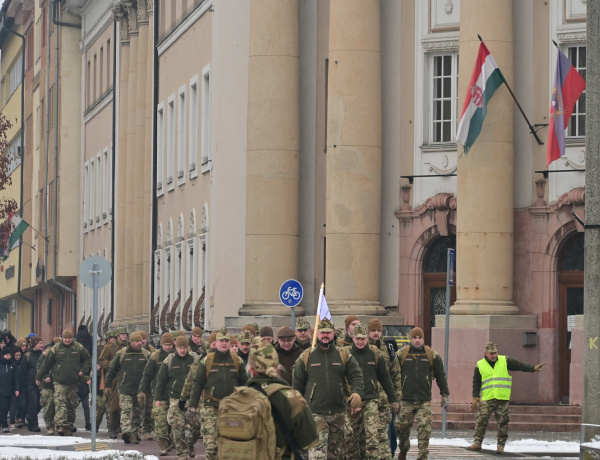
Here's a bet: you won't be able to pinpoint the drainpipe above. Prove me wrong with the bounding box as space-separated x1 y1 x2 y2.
111 15 117 323
0 16 35 332
150 0 159 319
49 1 80 331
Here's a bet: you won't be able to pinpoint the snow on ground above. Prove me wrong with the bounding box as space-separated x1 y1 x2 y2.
0 435 157 460
417 436 580 454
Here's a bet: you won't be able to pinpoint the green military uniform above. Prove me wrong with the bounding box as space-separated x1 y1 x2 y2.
178 351 208 453
294 317 312 350
370 337 402 460
396 343 449 460
37 348 56 434
471 343 538 452
99 328 128 438
104 341 151 443
187 327 248 460
345 324 398 460
155 348 196 460
36 338 92 435
292 319 364 460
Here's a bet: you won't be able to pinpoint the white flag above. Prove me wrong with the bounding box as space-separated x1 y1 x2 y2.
319 293 331 320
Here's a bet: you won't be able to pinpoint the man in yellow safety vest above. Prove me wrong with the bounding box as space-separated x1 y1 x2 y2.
467 342 544 454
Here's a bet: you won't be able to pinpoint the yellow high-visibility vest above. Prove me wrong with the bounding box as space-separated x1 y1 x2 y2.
477 355 512 401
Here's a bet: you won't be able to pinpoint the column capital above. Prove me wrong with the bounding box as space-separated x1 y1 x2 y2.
113 3 130 44
137 0 150 26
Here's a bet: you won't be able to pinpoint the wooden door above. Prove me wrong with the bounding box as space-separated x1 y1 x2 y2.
423 273 456 346
558 272 583 404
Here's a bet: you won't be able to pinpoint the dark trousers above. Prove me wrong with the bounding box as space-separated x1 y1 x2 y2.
0 395 11 429
9 392 26 424
78 383 90 426
25 387 41 428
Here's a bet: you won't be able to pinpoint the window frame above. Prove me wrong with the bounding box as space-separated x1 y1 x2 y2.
428 51 459 145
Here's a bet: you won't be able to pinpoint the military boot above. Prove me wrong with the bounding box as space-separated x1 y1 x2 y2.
398 452 407 460
467 441 482 451
158 439 169 456
496 444 505 454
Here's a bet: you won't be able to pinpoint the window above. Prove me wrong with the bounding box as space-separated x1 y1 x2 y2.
8 53 23 99
103 148 109 220
167 95 175 191
87 60 91 108
107 39 111 90
89 159 95 228
100 47 104 95
48 180 54 229
156 104 165 196
430 53 459 144
5 135 22 177
201 65 211 173
96 152 102 225
93 54 97 103
177 85 186 186
189 76 199 179
567 45 586 138
26 28 34 71
41 6 47 48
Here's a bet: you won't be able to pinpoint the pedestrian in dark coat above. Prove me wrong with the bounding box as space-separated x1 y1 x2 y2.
0 350 19 432
20 337 44 431
9 349 26 429
274 327 303 385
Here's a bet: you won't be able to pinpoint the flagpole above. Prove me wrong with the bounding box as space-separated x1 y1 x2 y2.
477 34 545 146
312 283 324 349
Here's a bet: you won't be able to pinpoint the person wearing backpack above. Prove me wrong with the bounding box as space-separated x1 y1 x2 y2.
344 323 399 459
217 337 318 460
292 318 364 460
35 330 92 436
186 326 248 460
138 332 175 456
155 335 197 460
367 318 401 460
396 327 449 460
104 332 151 444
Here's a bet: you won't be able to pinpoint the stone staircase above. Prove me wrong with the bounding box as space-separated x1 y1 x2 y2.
431 404 582 432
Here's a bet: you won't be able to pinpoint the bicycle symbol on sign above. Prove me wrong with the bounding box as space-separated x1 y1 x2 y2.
282 286 301 301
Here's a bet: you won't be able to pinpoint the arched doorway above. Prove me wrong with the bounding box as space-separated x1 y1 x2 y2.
558 232 584 404
423 234 456 345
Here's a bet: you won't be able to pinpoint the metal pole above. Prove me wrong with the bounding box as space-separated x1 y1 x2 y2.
291 306 295 330
91 263 99 451
442 248 454 439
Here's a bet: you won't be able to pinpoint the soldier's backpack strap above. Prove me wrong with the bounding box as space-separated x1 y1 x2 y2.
399 345 435 378
369 344 380 366
204 351 239 377
117 346 128 365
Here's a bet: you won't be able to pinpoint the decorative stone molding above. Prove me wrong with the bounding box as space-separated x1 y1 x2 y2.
177 214 184 242
401 185 412 211
396 192 456 237
422 39 459 52
126 2 139 36
551 187 585 211
201 204 208 234
156 223 162 249
535 179 547 207
113 3 130 44
188 209 196 239
137 0 149 25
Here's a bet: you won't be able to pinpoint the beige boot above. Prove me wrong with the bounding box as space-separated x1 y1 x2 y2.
496 445 504 454
467 441 482 451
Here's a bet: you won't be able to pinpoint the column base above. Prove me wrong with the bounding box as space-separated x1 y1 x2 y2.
326 300 387 317
238 302 306 317
450 299 520 315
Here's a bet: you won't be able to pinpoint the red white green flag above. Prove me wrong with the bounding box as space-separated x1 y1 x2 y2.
456 41 505 154
0 213 29 261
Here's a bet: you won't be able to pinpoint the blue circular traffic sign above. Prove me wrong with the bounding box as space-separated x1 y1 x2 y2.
279 279 303 307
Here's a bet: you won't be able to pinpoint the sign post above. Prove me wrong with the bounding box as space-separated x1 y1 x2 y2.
442 248 454 439
279 279 303 328
79 256 112 452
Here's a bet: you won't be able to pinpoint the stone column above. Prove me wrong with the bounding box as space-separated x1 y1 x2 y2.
452 0 519 316
114 4 130 324
238 0 303 316
133 1 150 321
325 0 386 316
124 2 139 321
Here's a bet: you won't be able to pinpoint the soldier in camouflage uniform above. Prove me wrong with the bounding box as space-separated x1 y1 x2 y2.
189 327 206 355
345 323 399 460
293 318 364 460
236 330 253 364
36 330 92 436
138 331 155 439
294 317 311 350
242 337 318 458
396 327 449 460
468 342 544 454
186 327 247 460
139 332 174 455
99 326 129 439
38 337 60 434
368 318 401 460
104 332 151 444
155 335 196 460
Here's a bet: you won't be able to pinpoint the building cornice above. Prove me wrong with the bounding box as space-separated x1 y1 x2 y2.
157 0 212 57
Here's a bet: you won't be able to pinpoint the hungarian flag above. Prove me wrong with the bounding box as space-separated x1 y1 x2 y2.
0 213 29 261
456 41 505 154
546 48 586 165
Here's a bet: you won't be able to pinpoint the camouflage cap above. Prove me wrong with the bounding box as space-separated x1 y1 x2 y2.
317 318 334 332
335 327 345 340
353 323 368 338
171 330 182 339
295 317 310 331
485 342 498 353
249 337 279 371
216 326 231 340
113 326 128 336
238 330 254 344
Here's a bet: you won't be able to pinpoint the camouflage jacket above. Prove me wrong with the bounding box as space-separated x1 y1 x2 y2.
104 345 151 395
370 338 402 402
344 344 397 403
179 351 207 402
138 348 172 396
36 341 91 386
154 351 196 401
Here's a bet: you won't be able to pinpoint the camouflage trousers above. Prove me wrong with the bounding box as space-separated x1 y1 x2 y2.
309 412 346 460
141 389 154 434
346 400 381 459
40 388 55 429
186 404 202 450
473 399 510 446
96 390 107 430
200 405 218 460
119 393 142 436
167 399 194 457
396 400 432 460
54 383 79 431
152 400 171 444
377 393 393 460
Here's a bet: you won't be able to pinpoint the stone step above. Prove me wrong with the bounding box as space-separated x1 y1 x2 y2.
432 412 582 424
431 420 581 433
433 404 582 416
